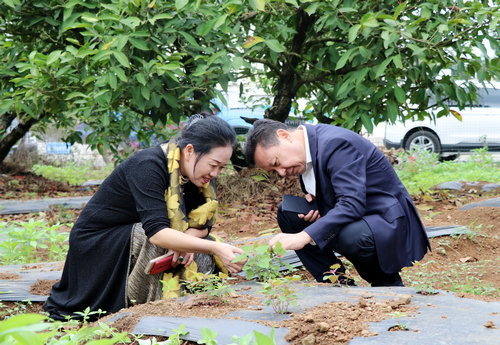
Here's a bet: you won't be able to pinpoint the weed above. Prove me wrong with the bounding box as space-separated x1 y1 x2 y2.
32 162 113 186
0 220 70 264
258 275 302 314
323 263 356 286
182 272 235 300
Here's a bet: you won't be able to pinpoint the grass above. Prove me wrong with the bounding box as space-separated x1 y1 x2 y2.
32 162 113 186
0 220 71 265
395 148 500 195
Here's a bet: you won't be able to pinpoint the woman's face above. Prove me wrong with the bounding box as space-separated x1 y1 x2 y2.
182 144 233 187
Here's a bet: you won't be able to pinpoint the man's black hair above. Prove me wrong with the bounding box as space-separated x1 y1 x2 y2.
243 119 289 166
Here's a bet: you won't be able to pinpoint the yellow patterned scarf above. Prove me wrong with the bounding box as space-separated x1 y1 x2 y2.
161 142 218 231
159 142 227 299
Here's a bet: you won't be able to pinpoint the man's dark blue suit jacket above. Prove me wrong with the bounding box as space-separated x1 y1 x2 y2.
302 124 430 273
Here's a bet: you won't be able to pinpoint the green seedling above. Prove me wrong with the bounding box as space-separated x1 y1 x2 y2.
258 275 302 314
234 242 294 282
388 311 409 331
182 272 235 300
323 263 355 286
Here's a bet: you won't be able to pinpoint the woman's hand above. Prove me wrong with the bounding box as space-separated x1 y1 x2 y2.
166 228 207 266
212 242 246 274
167 250 194 267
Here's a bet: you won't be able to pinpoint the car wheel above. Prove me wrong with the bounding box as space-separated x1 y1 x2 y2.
404 130 441 153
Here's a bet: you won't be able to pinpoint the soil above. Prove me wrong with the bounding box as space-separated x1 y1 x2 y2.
1 168 499 344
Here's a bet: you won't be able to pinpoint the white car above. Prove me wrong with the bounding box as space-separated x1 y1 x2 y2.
383 86 500 154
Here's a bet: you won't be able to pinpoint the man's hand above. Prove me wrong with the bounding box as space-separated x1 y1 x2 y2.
269 231 313 251
298 194 320 222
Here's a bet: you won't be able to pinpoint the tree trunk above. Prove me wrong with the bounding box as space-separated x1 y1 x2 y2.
265 10 315 123
0 114 39 166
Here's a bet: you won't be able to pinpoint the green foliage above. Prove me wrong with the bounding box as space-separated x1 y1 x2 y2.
258 275 302 314
235 242 293 282
395 149 500 195
182 272 235 300
0 313 131 345
32 162 113 186
322 263 355 286
225 1 500 130
0 0 238 163
0 219 71 264
2 1 498 164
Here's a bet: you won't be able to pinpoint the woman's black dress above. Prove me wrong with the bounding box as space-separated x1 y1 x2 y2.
43 146 206 320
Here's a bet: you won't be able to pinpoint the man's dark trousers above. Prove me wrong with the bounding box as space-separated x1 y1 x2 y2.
277 205 404 287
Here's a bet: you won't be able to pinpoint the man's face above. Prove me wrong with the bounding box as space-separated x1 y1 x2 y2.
253 129 307 178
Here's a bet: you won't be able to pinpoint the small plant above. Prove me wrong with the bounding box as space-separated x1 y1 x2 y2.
0 312 131 345
469 146 493 166
234 242 293 282
388 311 409 331
323 263 355 286
182 272 235 300
258 275 302 314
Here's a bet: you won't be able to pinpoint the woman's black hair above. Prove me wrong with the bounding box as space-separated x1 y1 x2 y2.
176 111 237 169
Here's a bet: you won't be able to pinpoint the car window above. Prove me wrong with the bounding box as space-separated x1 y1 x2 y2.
442 87 500 108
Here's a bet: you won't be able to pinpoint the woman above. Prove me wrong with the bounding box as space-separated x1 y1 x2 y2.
43 114 246 321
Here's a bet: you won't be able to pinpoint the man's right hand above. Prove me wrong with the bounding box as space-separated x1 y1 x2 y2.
298 194 320 222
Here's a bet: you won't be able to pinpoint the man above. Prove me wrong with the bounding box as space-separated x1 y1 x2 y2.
244 119 430 286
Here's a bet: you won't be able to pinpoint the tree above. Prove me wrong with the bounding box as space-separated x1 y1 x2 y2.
0 0 237 165
222 0 500 132
1 0 499 167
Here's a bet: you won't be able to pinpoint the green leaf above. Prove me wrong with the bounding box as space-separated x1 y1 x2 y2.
249 0 266 11
338 99 355 110
107 72 117 90
387 101 398 123
81 13 98 23
0 313 47 333
361 113 373 133
175 0 189 11
394 86 406 103
129 37 149 51
335 48 354 70
150 13 174 24
243 36 265 49
348 24 361 43
136 73 147 86
141 86 151 101
112 51 130 68
2 0 21 8
374 56 393 78
46 50 62 65
393 1 407 19
392 54 402 69
121 17 141 30
214 14 228 29
265 39 286 53
232 56 244 69
179 31 201 49
112 66 127 82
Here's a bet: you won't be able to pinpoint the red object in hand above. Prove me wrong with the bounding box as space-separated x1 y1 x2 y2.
144 254 174 275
